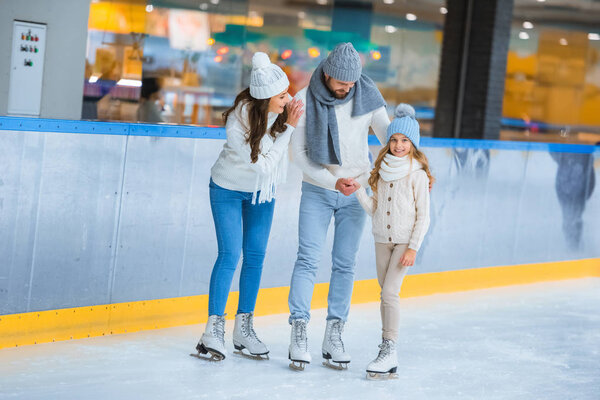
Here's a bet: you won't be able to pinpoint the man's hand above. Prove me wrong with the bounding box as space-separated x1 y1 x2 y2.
335 178 357 196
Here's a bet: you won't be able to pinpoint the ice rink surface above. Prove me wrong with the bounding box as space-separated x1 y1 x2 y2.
1 279 599 400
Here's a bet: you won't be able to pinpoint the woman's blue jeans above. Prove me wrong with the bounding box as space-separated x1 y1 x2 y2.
208 179 275 316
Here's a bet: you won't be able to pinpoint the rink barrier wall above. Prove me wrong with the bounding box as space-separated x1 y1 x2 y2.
1 117 599 349
1 258 598 349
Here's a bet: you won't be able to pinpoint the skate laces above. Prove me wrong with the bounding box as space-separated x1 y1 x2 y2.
293 320 308 351
241 313 262 344
329 320 345 351
212 316 226 346
375 339 393 362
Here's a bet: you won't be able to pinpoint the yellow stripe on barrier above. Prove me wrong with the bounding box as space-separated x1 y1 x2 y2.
1 258 598 349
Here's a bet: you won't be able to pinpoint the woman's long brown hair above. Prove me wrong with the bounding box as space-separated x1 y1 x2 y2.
368 142 435 194
223 88 288 163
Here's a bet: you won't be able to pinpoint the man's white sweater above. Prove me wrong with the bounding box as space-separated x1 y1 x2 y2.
291 87 390 190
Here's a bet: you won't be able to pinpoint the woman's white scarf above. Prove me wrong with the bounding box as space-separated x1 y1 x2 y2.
251 112 288 205
379 154 422 182
252 136 288 205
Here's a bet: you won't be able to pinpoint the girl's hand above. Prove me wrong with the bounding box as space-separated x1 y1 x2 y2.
399 248 417 267
286 99 304 127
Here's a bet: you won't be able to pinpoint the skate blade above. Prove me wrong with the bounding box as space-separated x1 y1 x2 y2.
366 372 399 381
289 361 307 371
189 352 225 362
234 349 270 360
191 343 225 361
322 360 349 370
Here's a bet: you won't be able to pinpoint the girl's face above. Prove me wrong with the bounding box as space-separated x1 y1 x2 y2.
268 89 291 114
389 133 412 157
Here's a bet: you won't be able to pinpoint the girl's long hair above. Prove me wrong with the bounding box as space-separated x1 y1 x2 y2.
223 88 288 163
368 143 435 193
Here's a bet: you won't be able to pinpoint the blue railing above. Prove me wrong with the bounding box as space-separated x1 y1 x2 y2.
0 116 597 153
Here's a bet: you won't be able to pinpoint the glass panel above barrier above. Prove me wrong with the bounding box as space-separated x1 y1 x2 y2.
81 0 446 135
503 0 600 145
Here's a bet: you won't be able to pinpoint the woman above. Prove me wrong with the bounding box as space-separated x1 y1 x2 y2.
195 52 303 361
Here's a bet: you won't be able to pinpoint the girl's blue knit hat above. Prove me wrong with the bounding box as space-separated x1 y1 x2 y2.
386 104 420 148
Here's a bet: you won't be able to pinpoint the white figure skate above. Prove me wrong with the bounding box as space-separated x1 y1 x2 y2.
232 313 269 360
288 319 311 371
193 315 227 361
322 319 351 370
366 338 399 380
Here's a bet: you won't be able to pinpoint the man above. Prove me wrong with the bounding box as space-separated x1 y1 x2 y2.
287 43 390 370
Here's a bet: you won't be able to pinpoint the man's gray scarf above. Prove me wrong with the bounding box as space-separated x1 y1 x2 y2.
305 59 386 165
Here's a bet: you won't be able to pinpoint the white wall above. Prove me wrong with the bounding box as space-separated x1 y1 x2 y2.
0 0 90 119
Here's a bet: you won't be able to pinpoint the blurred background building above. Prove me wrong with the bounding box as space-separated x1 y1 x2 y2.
1 0 599 143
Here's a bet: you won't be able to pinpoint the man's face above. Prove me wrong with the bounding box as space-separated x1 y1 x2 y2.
324 74 355 99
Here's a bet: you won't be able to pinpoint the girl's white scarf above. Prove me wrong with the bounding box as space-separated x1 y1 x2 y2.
251 112 288 205
379 154 422 182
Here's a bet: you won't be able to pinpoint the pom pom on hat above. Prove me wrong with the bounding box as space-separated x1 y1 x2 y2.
394 103 416 119
249 52 290 99
386 103 421 148
252 52 271 69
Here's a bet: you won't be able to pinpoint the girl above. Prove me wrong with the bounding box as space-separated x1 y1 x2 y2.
353 104 433 379
195 52 304 361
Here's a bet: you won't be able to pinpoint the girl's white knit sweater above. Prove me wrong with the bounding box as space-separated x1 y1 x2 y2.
355 170 430 251
211 102 294 196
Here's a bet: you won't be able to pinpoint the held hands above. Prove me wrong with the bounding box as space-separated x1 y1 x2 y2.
335 178 358 196
286 99 304 127
399 248 417 267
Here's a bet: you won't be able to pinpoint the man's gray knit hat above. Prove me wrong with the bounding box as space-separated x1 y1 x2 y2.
387 104 420 148
249 52 289 99
323 42 362 82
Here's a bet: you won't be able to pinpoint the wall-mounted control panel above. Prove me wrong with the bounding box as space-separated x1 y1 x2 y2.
8 21 47 116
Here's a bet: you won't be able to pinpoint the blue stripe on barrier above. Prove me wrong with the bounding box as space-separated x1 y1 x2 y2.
0 116 227 140
367 135 598 154
0 116 597 154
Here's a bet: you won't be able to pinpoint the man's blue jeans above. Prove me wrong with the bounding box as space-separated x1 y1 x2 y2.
288 182 366 322
208 179 275 316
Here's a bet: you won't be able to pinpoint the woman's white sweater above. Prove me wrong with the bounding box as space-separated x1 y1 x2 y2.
355 170 430 251
211 102 294 196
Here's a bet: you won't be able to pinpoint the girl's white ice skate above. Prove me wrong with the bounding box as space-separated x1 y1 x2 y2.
232 313 269 360
289 319 311 371
192 315 227 361
366 338 399 380
322 319 351 370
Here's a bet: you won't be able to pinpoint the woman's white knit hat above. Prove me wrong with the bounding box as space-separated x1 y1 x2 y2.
249 52 290 99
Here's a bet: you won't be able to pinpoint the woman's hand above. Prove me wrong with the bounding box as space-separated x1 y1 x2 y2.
399 248 417 267
286 99 304 127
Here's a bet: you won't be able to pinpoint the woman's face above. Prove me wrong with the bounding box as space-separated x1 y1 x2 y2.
268 89 291 114
389 133 412 157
